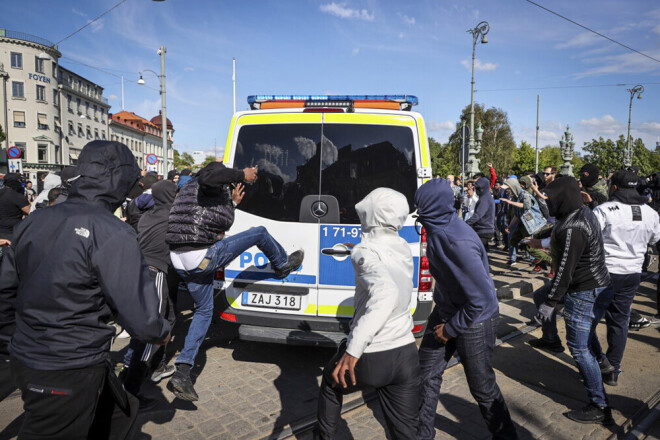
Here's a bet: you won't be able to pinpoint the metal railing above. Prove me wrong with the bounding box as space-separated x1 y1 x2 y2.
0 29 56 49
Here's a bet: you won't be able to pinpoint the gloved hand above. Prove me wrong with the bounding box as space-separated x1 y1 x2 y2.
536 303 555 324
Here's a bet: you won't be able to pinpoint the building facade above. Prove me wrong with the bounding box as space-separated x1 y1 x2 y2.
108 111 174 175
0 29 110 177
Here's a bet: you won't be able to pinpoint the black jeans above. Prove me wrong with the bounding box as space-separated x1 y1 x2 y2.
11 357 138 440
590 272 642 372
318 341 420 440
418 309 517 440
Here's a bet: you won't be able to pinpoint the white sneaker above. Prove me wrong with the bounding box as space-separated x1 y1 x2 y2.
116 329 130 339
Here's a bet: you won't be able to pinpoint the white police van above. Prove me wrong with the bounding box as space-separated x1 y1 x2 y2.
215 94 433 346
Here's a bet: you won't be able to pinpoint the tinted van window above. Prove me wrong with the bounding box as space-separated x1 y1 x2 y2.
321 124 417 224
233 124 321 222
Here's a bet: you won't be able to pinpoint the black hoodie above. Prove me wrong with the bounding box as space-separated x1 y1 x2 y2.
0 141 170 370
543 178 610 307
138 180 176 272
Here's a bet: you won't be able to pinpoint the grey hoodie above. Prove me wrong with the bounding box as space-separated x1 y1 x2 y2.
345 188 415 358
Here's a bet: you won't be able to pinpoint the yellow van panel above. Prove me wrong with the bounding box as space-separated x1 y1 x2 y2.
323 113 415 126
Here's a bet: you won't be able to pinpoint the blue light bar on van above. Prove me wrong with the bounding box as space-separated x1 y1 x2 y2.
247 94 419 109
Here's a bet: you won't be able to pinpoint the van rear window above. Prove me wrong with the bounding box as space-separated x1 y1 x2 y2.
232 123 417 224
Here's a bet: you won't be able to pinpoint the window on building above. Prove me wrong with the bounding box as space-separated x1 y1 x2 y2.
52 62 57 78
102 131 106 140
94 128 99 140
12 81 24 98
13 111 25 128
55 145 60 165
53 89 59 107
93 105 98 121
54 116 61 133
87 126 92 139
76 98 81 113
78 124 84 137
38 144 48 163
35 56 45 74
68 121 75 136
67 94 72 112
36 85 46 102
85 101 89 117
37 113 49 130
10 52 22 69
15 142 26 159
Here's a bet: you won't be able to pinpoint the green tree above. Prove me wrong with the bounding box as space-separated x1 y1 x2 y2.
582 136 625 175
444 104 517 177
202 155 217 167
429 136 461 177
173 149 194 169
538 146 562 170
511 141 536 176
0 123 5 144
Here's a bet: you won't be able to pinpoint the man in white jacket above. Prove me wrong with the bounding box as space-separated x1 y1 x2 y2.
317 188 419 440
590 170 660 386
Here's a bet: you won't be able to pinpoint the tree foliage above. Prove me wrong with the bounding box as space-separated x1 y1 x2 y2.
582 135 660 176
202 155 217 167
511 141 536 176
0 123 5 144
173 149 195 169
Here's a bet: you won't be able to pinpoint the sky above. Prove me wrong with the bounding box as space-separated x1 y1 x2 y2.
5 0 660 159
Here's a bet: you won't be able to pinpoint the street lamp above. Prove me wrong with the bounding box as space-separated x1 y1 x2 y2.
624 85 643 168
466 21 490 179
559 125 575 176
138 45 169 174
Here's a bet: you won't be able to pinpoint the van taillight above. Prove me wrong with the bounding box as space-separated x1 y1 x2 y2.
215 269 225 281
418 227 433 291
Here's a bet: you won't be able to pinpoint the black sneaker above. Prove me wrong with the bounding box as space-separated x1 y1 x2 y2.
603 371 619 387
629 316 651 330
167 371 199 401
507 260 518 268
565 403 614 425
528 338 564 353
274 250 304 279
598 358 615 374
151 364 175 383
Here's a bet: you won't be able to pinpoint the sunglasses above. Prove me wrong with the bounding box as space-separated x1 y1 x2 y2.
543 172 554 176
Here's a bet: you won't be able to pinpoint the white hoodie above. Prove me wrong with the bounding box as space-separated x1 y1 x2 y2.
29 173 61 213
345 188 416 359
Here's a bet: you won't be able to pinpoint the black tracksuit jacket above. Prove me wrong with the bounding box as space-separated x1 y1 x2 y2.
0 141 170 370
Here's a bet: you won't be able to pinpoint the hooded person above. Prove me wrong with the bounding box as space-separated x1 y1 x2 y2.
0 140 171 439
501 177 552 269
579 163 608 209
317 188 420 440
414 178 518 440
588 170 660 386
120 180 179 407
29 172 61 213
532 177 614 424
177 168 192 188
0 174 30 242
126 173 159 232
465 176 495 250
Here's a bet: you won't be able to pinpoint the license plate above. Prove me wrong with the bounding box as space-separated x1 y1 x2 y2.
241 292 301 310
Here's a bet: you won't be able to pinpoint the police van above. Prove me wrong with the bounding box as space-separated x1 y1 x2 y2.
215 94 433 346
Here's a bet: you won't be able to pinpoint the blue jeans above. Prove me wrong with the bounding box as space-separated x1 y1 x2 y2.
507 224 518 262
564 287 613 408
175 226 288 366
533 282 562 343
418 308 517 440
590 273 641 373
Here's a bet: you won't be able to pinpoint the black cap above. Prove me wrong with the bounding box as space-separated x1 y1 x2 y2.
611 170 638 189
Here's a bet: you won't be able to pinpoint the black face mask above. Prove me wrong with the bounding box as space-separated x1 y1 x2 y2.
5 180 23 193
545 178 583 219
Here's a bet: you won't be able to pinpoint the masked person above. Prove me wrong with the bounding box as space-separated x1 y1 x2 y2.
0 141 171 439
317 188 420 440
579 164 608 209
465 176 495 251
589 170 660 386
535 177 613 424
415 178 518 440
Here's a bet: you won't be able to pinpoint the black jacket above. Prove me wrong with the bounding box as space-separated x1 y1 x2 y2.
138 180 176 273
545 179 610 307
167 162 244 251
0 141 170 370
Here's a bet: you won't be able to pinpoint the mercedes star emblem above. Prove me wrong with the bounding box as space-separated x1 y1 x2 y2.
311 201 328 218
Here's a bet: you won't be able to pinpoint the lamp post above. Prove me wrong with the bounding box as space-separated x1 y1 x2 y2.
466 21 489 179
138 46 168 174
624 85 643 168
559 125 575 177
0 63 9 151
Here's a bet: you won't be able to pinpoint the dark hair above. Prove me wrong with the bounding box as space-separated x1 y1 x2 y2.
47 187 63 203
544 166 557 174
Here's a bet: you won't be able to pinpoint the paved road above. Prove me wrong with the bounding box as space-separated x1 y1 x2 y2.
0 248 658 439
